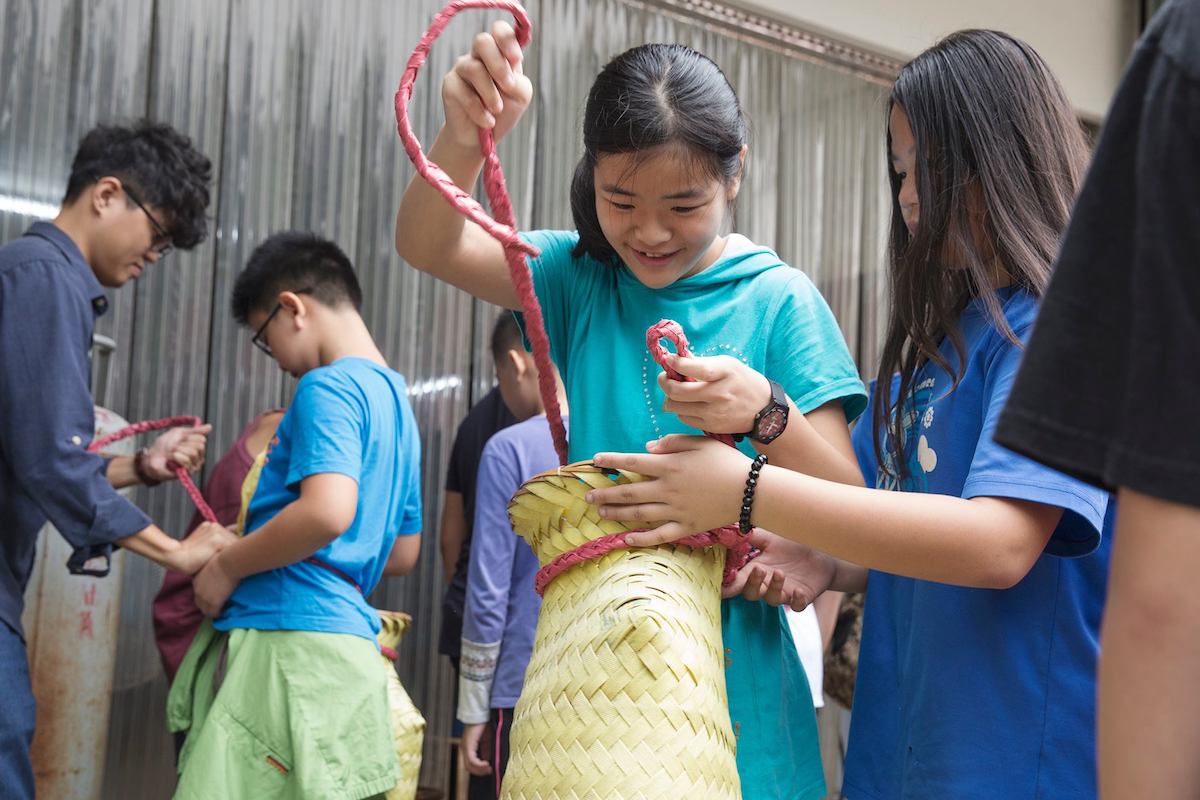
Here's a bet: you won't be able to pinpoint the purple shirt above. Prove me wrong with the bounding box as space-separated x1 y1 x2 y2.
460 415 564 711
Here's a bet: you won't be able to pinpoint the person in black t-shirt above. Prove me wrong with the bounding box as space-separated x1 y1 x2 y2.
995 1 1200 795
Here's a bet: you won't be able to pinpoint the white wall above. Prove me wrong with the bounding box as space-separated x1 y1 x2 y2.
730 0 1138 120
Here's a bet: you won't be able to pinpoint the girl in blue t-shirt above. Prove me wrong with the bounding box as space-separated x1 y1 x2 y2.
396 22 867 800
588 30 1113 800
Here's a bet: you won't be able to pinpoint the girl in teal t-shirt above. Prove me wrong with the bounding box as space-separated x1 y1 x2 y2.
396 24 866 800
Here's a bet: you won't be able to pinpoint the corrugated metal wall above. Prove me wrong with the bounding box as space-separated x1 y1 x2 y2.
0 0 891 796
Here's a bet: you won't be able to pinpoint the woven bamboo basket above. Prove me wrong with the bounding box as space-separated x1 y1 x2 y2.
378 611 426 800
502 462 740 800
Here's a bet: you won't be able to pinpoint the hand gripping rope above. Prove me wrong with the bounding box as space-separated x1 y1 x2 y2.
89 415 216 522
396 1 755 594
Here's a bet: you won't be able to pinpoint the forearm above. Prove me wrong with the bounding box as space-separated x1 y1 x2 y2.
758 401 863 486
216 499 343 580
812 589 843 651
830 559 868 592
754 468 1052 588
116 524 181 568
439 491 466 583
396 131 484 271
1099 489 1200 797
106 455 140 489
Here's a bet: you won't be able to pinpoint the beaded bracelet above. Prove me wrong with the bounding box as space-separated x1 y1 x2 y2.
739 454 768 535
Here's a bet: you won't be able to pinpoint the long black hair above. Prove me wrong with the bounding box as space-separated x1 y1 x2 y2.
569 44 747 264
874 29 1090 481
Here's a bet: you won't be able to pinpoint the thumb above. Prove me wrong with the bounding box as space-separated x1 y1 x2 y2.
670 354 720 382
624 521 688 548
722 563 752 598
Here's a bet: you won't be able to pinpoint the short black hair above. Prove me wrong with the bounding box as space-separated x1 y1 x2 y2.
231 232 364 325
490 312 524 363
63 120 212 250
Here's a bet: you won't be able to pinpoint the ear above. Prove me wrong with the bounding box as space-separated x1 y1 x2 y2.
277 291 311 328
727 145 749 200
505 348 527 377
90 177 124 216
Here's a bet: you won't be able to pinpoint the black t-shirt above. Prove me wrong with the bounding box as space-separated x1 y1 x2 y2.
439 386 517 658
996 0 1200 508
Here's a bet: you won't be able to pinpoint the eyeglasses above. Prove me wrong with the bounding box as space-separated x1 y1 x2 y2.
123 186 174 258
251 288 314 356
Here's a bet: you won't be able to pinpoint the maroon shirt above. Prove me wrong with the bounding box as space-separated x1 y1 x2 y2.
151 413 272 682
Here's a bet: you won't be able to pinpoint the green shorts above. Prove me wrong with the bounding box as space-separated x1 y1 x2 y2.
168 621 399 800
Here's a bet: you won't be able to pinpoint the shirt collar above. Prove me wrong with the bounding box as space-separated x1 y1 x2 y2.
25 221 109 316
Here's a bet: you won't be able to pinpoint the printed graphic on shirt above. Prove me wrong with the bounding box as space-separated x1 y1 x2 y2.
877 376 937 492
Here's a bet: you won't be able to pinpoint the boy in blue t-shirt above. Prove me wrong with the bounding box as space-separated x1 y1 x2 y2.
169 232 422 800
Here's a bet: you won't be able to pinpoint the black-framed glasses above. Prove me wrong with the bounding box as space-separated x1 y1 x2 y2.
251 288 314 356
123 186 174 258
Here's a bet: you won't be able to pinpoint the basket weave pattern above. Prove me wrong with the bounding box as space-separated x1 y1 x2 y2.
503 462 741 799
379 611 426 800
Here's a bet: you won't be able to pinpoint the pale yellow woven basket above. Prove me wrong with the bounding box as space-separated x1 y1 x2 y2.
502 461 740 800
378 611 426 800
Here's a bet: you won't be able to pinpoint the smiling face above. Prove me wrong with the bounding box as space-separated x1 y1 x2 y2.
592 145 741 289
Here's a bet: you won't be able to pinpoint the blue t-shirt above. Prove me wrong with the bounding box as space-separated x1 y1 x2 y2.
521 229 866 800
216 357 423 643
842 289 1112 800
461 415 564 710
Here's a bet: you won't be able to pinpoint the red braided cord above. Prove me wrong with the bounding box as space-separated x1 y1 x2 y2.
395 4 752 592
88 415 217 524
394 0 567 466
532 320 757 595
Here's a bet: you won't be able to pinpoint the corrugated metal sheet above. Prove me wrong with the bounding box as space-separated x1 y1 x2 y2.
0 0 892 796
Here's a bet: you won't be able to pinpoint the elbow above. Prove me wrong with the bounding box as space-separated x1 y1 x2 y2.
384 534 421 577
394 208 430 271
312 507 355 544
978 545 1038 590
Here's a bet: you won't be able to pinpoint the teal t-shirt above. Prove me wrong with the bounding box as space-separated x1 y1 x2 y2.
521 229 867 800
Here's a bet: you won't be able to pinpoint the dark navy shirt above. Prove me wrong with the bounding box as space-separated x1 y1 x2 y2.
0 222 151 639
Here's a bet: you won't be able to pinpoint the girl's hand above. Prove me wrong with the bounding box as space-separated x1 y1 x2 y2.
658 355 772 436
442 20 534 149
590 435 752 545
722 529 837 612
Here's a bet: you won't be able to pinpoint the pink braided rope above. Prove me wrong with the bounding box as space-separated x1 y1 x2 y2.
394 0 567 466
395 4 752 593
88 415 217 524
532 320 757 595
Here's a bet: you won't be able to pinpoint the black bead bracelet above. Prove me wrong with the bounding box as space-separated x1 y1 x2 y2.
738 454 768 535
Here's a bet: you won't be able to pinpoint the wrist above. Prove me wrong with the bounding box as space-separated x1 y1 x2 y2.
738 454 769 534
134 448 164 486
157 535 185 570
213 547 243 581
738 379 790 445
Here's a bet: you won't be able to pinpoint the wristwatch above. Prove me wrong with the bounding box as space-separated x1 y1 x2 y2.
745 379 790 444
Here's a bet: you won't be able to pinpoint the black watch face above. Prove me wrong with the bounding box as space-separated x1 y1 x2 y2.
758 407 787 440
